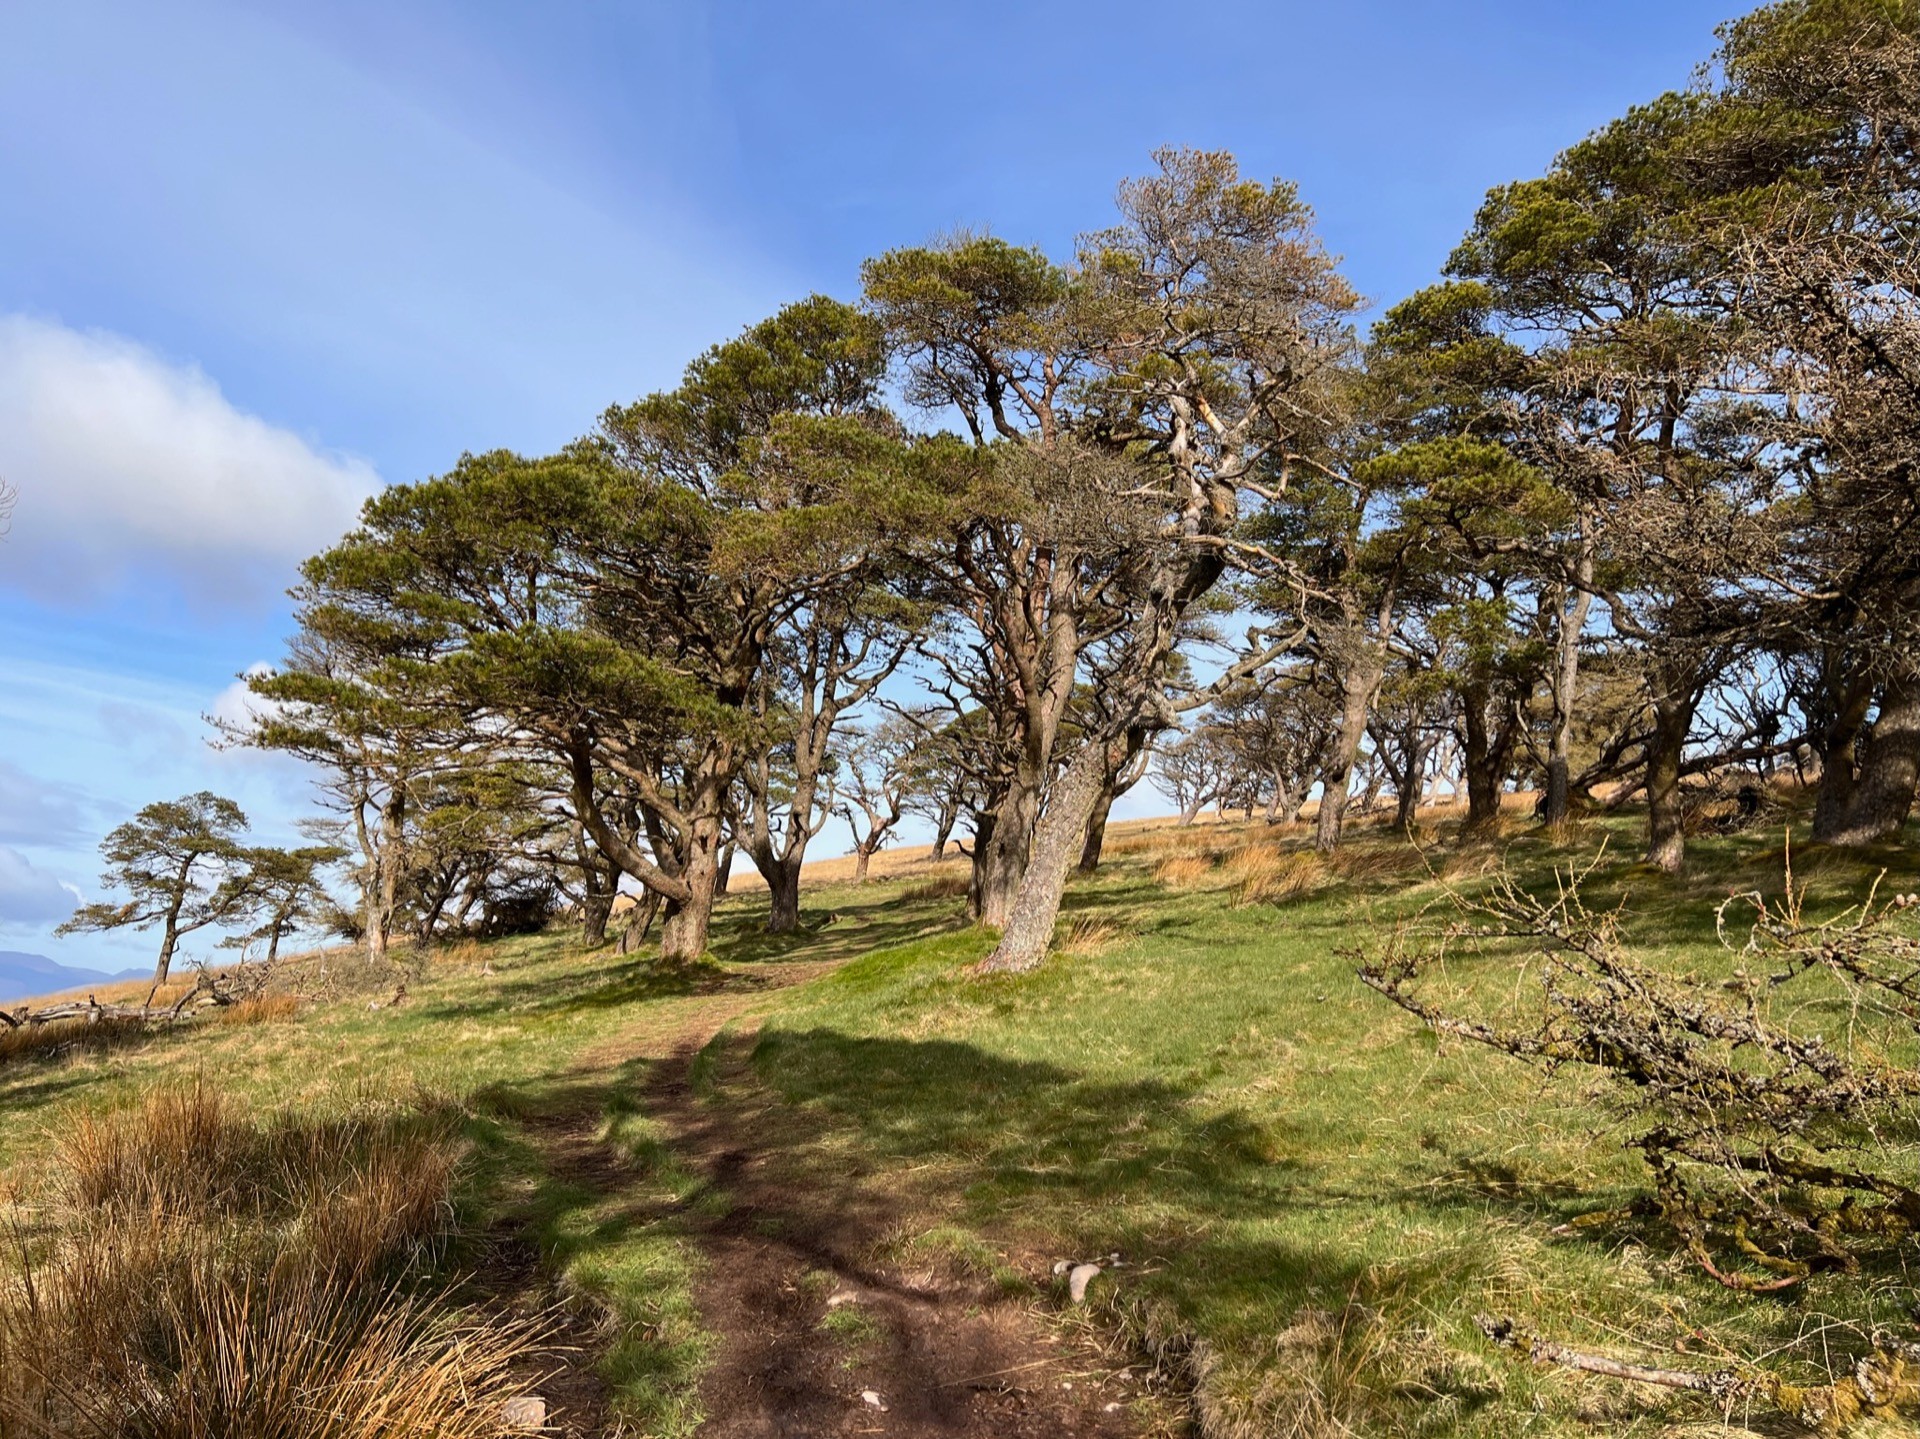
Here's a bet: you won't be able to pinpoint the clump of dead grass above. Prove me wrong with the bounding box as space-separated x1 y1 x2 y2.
903 870 972 903
0 1079 533 1437
216 993 300 1026
1223 848 1331 908
1059 913 1125 956
1327 846 1421 884
1155 854 1220 891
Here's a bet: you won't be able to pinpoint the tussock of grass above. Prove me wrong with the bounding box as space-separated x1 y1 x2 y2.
902 870 971 903
1061 913 1125 955
216 993 300 1026
1222 847 1328 907
1 1079 533 1437
1154 853 1218 890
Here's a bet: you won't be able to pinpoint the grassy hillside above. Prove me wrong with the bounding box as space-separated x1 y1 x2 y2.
4 805 1916 1437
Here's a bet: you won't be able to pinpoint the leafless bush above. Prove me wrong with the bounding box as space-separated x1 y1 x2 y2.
1360 855 1920 1292
1355 853 1920 1428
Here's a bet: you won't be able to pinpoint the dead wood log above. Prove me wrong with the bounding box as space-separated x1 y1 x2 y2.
1479 1315 1920 1435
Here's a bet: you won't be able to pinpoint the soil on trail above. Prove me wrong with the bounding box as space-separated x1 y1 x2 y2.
644 1035 1146 1439
510 961 1153 1437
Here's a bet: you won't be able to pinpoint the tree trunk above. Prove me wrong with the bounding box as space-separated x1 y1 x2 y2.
1394 738 1424 832
930 803 956 863
1078 783 1117 873
764 858 802 935
975 772 1038 926
1315 669 1377 853
658 826 721 963
714 842 734 896
1812 666 1879 842
368 788 405 965
581 889 614 947
1542 578 1592 827
153 915 181 986
977 741 1107 974
1815 668 1920 846
852 846 873 883
1643 690 1697 874
1461 685 1503 833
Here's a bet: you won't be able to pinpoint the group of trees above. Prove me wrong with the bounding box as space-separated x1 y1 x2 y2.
54 792 338 984
57 0 1919 979
1151 0 1920 874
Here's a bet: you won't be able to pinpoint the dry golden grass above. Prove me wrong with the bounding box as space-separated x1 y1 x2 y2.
1223 848 1331 908
1059 913 1124 956
216 993 300 1026
1154 853 1219 890
1327 845 1423 884
902 870 972 903
1 1079 529 1437
0 1014 147 1065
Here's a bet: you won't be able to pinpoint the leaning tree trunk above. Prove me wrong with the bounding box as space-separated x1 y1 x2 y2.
152 913 182 986
1315 669 1378 854
1643 690 1698 874
930 803 957 863
1079 783 1117 873
977 742 1109 974
1815 669 1920 846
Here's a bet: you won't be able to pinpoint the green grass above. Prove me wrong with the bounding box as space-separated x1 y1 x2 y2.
3 807 1915 1437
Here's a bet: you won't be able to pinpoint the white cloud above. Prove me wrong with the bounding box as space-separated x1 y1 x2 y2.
0 315 378 606
0 845 81 927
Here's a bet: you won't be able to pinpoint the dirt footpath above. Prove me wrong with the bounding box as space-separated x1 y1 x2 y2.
517 962 1155 1437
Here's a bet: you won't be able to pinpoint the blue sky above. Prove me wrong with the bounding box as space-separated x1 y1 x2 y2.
0 0 1738 970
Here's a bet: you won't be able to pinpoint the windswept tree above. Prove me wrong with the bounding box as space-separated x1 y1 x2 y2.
220 843 344 964
870 151 1360 971
56 793 253 985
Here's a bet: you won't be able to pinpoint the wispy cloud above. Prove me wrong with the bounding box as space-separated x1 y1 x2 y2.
0 315 377 608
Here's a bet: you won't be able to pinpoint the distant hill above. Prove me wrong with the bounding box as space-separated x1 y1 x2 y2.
0 951 147 1007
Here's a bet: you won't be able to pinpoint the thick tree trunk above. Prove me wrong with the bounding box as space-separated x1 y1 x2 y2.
581 889 614 947
764 858 802 934
1315 669 1377 853
1812 667 1879 842
1643 691 1697 874
1815 668 1920 846
1461 688 1504 833
658 825 722 963
852 846 874 883
1078 784 1117 873
1394 739 1424 831
977 741 1108 974
975 772 1038 926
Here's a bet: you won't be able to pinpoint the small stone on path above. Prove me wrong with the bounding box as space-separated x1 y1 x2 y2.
501 1395 547 1430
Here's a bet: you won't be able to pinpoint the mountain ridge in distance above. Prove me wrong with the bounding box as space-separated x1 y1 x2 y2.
0 950 148 1006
